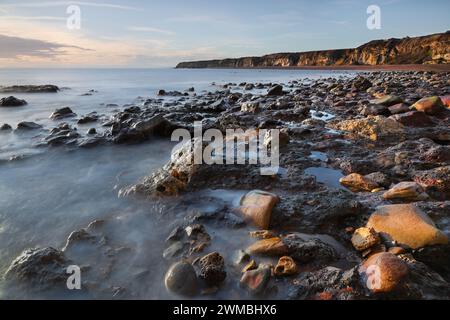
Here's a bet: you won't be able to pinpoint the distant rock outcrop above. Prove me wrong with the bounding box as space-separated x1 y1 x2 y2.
176 31 450 68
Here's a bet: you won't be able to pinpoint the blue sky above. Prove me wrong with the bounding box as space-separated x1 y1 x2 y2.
0 0 449 67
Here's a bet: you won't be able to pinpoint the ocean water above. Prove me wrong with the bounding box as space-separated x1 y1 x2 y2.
0 68 356 299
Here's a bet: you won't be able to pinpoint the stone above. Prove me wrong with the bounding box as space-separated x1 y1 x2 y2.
267 84 284 96
364 172 390 188
329 116 405 141
413 166 450 199
263 129 289 148
0 123 12 131
388 103 410 115
16 121 42 130
240 266 271 295
440 95 450 108
339 173 379 192
4 247 68 289
274 256 298 276
50 107 76 120
388 247 406 255
249 230 276 239
360 104 389 116
352 77 372 91
359 252 409 293
282 234 337 263
198 252 226 286
411 96 445 115
241 101 260 113
242 260 258 273
370 95 403 107
391 111 434 127
246 237 289 256
367 204 448 249
383 182 429 202
157 89 166 96
239 190 279 230
0 96 27 107
87 128 97 135
164 261 198 296
351 227 380 251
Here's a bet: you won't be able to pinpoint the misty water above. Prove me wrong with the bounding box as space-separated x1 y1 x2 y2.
0 68 357 299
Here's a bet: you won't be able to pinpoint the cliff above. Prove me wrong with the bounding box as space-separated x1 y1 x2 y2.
176 31 450 68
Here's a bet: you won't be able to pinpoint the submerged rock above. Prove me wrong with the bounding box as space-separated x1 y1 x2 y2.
0 123 12 131
0 85 59 93
164 261 198 296
240 266 271 295
0 96 27 107
238 190 279 230
16 121 42 130
367 204 448 249
50 107 76 120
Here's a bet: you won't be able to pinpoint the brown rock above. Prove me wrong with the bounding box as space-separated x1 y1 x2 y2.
388 246 406 255
359 252 409 293
388 103 411 115
440 95 450 108
242 260 258 273
246 237 289 256
274 256 298 276
240 266 271 295
239 190 279 230
351 227 380 251
339 173 379 192
366 204 448 249
390 111 434 127
383 182 429 202
370 95 403 107
411 96 445 115
249 230 276 239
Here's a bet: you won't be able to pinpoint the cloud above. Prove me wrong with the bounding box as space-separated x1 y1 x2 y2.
0 1 138 11
0 34 89 59
127 26 175 36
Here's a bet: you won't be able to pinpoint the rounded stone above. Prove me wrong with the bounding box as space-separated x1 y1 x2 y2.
164 261 198 296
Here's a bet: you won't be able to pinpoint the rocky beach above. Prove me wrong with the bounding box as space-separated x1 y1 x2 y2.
0 68 449 300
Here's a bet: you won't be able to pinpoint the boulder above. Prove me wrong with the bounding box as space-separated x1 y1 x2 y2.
366 204 448 249
383 182 429 202
390 111 434 127
164 261 198 296
239 190 279 230
0 85 59 93
411 96 445 115
50 107 76 120
198 252 226 286
274 256 298 276
16 121 42 130
360 104 389 116
0 96 27 107
329 116 405 141
0 123 12 131
267 84 284 96
339 173 379 192
388 103 411 115
370 95 403 107
240 266 271 295
351 227 380 251
246 237 289 256
359 252 409 293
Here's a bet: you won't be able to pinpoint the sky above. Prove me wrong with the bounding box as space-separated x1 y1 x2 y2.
0 0 449 68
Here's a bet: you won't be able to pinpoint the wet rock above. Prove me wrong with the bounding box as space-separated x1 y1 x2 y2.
413 245 450 280
367 204 448 249
364 172 390 188
78 115 98 124
198 252 226 286
360 104 389 116
87 128 97 135
282 234 337 263
157 89 166 96
370 95 403 107
391 111 434 127
50 107 76 120
351 227 380 251
163 242 185 259
0 96 27 107
0 123 12 131
234 250 250 265
62 229 95 251
329 116 405 141
238 190 279 229
164 261 198 296
246 237 289 256
383 182 429 202
263 129 289 148
359 252 409 293
240 101 260 113
413 166 450 199
339 173 379 192
242 260 258 273
240 266 271 295
274 256 298 276
4 247 68 289
0 85 59 93
249 230 276 239
352 77 372 91
16 121 42 130
388 103 410 115
411 96 446 115
440 95 450 108
267 84 284 96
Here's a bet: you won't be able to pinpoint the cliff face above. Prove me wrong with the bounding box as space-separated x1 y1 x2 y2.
176 32 450 68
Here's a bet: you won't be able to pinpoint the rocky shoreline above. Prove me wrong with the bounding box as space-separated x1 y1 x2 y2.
1 70 450 299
